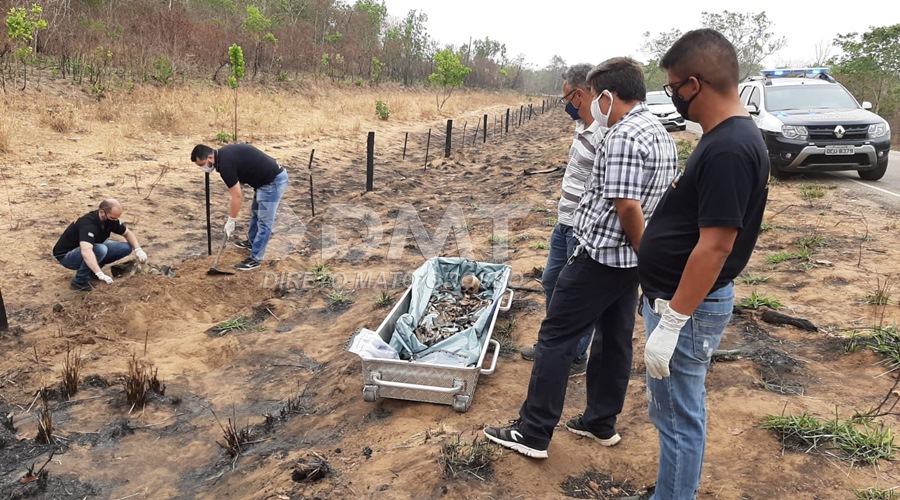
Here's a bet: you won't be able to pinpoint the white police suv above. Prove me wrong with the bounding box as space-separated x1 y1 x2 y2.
738 68 892 180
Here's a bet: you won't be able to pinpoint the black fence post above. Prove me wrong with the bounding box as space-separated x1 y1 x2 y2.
307 149 316 217
402 132 408 160
424 128 432 170
205 172 211 256
366 131 375 192
482 114 487 143
444 120 452 158
519 105 524 126
542 100 545 114
529 104 533 120
0 287 8 332
505 108 510 134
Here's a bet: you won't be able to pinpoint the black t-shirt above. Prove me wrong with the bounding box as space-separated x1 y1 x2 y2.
215 143 282 189
53 211 128 259
638 116 769 300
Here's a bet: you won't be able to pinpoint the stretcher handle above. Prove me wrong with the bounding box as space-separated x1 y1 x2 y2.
480 339 500 375
371 372 464 394
499 288 514 312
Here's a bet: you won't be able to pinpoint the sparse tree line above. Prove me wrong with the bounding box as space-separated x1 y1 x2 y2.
0 0 523 96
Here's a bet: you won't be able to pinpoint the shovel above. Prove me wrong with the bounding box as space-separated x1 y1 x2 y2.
207 232 234 276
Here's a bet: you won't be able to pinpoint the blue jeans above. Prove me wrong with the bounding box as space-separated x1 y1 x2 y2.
57 241 133 284
542 223 592 364
248 169 288 262
642 282 734 500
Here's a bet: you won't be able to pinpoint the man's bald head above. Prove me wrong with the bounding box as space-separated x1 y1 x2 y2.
99 199 123 220
660 29 739 93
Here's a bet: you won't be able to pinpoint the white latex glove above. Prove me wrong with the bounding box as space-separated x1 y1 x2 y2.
644 298 690 379
134 247 148 263
95 271 114 284
224 217 236 238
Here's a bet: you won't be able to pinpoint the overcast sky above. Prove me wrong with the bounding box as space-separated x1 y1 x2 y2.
380 0 899 70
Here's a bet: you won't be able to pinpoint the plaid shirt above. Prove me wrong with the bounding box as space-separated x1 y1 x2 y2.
573 102 678 268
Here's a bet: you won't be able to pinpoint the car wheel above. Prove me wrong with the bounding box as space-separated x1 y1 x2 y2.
858 158 888 181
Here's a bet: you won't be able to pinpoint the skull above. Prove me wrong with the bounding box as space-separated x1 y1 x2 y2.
460 274 480 295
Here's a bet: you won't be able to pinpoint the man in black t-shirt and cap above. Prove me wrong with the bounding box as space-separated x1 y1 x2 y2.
191 143 289 271
52 199 148 291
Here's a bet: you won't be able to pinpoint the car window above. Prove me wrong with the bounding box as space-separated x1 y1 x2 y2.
739 85 752 105
764 85 859 111
748 87 761 109
645 93 670 105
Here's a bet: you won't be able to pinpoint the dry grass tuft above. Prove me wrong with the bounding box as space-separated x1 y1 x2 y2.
35 394 53 445
62 344 81 399
124 354 149 411
42 104 77 133
0 120 10 153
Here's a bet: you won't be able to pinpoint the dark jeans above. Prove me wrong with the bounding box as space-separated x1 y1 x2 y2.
541 223 592 364
57 241 133 284
519 252 638 442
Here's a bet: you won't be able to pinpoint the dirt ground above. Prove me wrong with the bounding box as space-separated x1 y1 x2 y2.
2 80 900 499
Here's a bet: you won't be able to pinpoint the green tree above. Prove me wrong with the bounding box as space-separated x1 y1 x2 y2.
228 44 245 141
641 11 786 80
833 24 900 116
5 3 47 90
243 5 276 79
700 11 785 80
428 49 471 109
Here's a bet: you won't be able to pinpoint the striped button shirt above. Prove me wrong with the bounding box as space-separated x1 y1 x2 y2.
558 121 604 226
573 101 678 268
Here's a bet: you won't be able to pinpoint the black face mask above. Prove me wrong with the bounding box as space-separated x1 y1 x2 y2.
671 79 701 122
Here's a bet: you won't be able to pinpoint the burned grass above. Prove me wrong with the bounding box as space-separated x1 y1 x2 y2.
439 435 500 481
559 469 649 499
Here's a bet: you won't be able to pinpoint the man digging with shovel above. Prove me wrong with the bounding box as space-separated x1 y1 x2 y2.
191 143 289 271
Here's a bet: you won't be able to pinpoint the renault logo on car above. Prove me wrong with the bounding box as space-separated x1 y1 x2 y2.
834 125 845 138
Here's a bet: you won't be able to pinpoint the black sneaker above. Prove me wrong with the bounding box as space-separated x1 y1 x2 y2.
233 239 252 251
70 281 94 292
569 361 587 378
234 257 261 271
565 415 621 446
483 419 548 458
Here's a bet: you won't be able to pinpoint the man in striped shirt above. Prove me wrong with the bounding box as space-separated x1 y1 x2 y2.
519 63 604 378
485 57 678 459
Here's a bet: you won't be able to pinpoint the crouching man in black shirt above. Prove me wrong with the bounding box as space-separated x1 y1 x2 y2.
191 143 289 271
52 199 148 291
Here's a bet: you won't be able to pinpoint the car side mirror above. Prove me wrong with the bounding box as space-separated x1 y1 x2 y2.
745 104 759 115
862 101 873 110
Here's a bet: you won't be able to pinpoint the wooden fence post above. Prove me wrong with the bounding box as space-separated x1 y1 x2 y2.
424 128 432 170
482 114 487 143
402 132 408 160
444 120 452 158
307 149 316 217
0 287 8 332
366 132 374 192
505 108 510 134
205 173 211 256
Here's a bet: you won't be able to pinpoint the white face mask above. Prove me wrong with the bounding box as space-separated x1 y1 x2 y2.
591 91 614 128
199 161 214 173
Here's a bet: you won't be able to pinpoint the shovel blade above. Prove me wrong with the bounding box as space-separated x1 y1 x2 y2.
206 268 234 276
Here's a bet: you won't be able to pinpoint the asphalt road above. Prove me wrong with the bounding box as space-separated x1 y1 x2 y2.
685 121 900 211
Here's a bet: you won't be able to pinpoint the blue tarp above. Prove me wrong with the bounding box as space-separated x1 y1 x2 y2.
389 257 510 366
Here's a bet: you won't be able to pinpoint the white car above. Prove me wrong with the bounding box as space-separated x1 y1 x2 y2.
646 91 686 131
